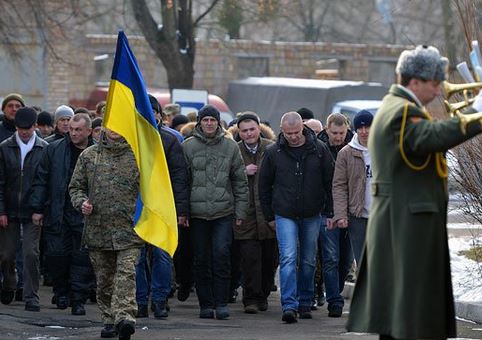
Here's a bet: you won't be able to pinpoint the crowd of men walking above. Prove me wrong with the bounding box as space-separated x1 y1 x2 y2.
2 44 479 340
0 89 373 339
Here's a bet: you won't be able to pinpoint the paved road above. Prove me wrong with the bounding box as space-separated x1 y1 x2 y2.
1 284 482 339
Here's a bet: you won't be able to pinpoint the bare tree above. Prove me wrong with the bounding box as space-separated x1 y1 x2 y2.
130 0 221 89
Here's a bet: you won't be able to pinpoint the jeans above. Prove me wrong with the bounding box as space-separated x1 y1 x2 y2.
320 220 353 307
275 214 320 312
190 215 233 309
348 216 368 266
135 245 172 305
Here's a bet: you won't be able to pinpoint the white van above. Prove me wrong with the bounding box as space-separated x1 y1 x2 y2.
332 100 382 124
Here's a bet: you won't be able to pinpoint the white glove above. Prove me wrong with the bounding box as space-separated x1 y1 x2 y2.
472 91 482 112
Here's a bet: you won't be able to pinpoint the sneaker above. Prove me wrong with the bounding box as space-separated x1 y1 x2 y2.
257 301 268 312
117 320 135 340
299 306 312 319
152 301 168 318
0 290 14 305
310 298 318 311
25 302 40 312
215 305 230 320
56 296 69 310
71 302 86 315
15 288 23 302
281 309 297 323
244 304 258 314
136 304 148 318
199 308 214 319
177 285 191 302
316 294 326 307
100 324 117 338
327 304 343 318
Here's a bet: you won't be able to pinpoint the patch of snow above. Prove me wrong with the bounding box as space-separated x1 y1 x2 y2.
449 234 482 302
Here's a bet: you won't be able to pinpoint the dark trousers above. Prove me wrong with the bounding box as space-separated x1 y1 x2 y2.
0 221 41 304
239 238 277 306
44 223 95 302
230 239 242 292
173 225 193 289
190 215 233 309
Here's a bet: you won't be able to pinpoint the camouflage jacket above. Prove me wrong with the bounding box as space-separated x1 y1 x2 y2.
68 137 144 250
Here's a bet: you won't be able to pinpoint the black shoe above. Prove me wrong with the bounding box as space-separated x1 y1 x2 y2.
56 296 69 310
136 304 148 318
25 302 40 312
89 289 97 303
310 298 318 311
51 295 57 305
177 285 191 302
0 290 14 305
281 309 297 323
228 289 238 303
100 324 118 338
71 302 86 315
117 320 135 340
327 304 343 318
270 284 278 292
15 288 23 301
299 306 312 319
152 301 168 318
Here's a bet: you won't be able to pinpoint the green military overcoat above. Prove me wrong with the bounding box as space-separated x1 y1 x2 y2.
347 85 482 339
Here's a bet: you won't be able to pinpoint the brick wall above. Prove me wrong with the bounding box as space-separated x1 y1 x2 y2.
45 35 408 110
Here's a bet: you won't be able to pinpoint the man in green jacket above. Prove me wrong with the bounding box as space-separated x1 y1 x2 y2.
347 45 482 339
182 105 248 320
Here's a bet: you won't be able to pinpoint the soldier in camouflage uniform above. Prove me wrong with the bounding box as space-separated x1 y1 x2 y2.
69 128 143 340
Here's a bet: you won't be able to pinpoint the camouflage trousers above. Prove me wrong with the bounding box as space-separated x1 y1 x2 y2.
89 248 140 326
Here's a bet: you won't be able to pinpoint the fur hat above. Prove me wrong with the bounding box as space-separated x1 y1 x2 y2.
353 110 373 131
54 105 74 123
2 93 25 111
197 104 220 123
15 107 37 128
396 45 448 81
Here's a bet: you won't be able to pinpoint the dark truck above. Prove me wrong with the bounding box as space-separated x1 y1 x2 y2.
227 77 387 128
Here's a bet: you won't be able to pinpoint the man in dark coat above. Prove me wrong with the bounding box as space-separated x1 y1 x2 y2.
234 112 277 314
259 112 334 323
29 114 95 315
347 45 482 339
0 107 47 311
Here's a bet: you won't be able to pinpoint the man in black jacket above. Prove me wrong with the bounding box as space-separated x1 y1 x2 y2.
259 111 334 323
0 107 47 311
29 113 95 315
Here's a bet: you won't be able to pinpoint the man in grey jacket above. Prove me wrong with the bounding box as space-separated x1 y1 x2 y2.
332 110 373 266
182 105 248 320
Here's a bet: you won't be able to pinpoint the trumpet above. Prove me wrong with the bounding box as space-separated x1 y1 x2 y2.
443 81 482 99
443 81 482 134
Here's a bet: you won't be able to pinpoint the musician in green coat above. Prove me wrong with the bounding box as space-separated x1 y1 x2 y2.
347 45 482 339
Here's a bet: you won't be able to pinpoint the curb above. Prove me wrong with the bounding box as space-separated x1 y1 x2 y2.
344 283 482 324
455 301 482 324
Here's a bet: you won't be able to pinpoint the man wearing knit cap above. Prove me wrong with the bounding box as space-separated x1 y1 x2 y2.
36 111 54 139
45 105 74 143
171 114 189 132
0 93 25 142
347 45 482 339
182 104 248 320
332 109 373 268
0 107 48 311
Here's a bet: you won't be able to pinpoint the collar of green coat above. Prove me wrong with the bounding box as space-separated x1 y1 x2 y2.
192 125 225 145
389 84 423 108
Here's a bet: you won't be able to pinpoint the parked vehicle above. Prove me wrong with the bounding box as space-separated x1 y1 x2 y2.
332 99 382 124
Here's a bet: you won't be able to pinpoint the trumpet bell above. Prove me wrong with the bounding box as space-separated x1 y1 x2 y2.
443 81 482 99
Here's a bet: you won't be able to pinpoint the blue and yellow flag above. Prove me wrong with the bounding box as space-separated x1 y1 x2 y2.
103 31 178 256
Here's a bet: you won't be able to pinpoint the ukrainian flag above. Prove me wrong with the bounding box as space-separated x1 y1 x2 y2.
103 31 178 256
